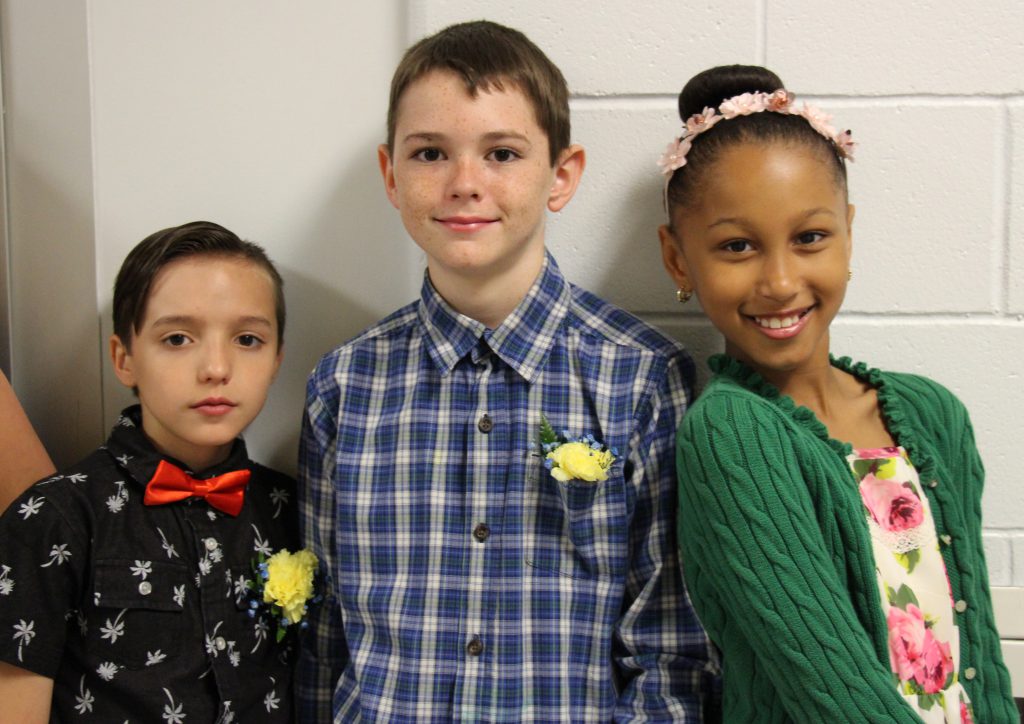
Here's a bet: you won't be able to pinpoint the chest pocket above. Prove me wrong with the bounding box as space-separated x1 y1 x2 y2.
522 454 629 579
84 558 190 670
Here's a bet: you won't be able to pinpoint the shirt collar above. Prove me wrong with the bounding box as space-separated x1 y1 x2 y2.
417 251 572 382
105 405 251 492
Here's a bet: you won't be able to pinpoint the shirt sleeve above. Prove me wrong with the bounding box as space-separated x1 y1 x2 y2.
676 390 922 722
295 369 348 722
612 350 722 722
0 481 88 677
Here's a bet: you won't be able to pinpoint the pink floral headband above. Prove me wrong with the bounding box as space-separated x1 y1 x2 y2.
658 89 856 185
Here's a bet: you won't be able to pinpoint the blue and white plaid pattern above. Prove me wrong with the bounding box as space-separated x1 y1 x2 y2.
298 254 719 722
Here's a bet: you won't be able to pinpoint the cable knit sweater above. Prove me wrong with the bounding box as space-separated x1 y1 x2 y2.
676 355 1016 722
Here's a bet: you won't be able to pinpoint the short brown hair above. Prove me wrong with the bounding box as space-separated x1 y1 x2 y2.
113 221 285 351
386 20 570 166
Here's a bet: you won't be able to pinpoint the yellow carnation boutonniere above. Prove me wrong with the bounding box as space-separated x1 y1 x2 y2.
539 414 617 483
247 548 320 641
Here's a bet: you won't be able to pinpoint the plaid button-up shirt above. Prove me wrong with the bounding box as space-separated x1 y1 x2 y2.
298 254 719 722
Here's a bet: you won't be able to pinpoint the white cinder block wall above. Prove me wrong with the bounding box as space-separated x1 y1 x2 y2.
3 4 1021 584
412 1 1024 585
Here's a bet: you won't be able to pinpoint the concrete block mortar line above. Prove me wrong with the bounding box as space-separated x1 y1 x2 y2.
982 533 1013 586
756 0 767 66
989 104 1011 314
834 313 1024 325
1004 103 1016 313
569 95 682 111
568 95 1019 110
640 311 1024 327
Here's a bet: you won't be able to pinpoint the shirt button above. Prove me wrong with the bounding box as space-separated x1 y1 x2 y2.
473 523 490 542
964 667 977 680
477 414 493 434
138 581 152 596
466 636 484 656
954 599 968 613
204 537 218 552
215 636 227 651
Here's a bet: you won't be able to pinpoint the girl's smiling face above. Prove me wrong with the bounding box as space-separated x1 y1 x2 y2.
660 142 854 385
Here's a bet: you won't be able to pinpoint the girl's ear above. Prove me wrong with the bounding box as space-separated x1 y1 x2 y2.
845 202 856 260
658 224 692 293
547 144 585 213
109 334 136 388
272 345 284 383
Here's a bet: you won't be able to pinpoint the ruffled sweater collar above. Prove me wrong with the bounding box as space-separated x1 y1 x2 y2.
708 353 930 479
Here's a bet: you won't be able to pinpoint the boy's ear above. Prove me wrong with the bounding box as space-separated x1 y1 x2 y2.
378 144 400 210
658 224 692 292
109 334 136 388
547 144 585 213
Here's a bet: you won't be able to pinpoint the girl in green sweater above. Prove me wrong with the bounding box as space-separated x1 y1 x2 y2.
657 65 1017 722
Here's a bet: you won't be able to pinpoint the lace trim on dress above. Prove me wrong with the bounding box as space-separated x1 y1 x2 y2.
865 516 936 554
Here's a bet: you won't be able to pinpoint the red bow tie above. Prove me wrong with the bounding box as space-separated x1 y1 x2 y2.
143 460 251 516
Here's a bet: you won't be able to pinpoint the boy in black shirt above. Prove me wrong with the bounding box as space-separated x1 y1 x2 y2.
0 221 301 722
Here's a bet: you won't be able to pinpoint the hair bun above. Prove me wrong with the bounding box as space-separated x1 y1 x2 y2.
678 65 784 121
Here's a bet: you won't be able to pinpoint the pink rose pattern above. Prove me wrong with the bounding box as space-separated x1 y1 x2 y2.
887 604 954 694
850 448 972 722
859 473 924 532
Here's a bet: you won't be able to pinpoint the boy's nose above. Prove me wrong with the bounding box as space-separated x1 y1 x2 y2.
446 158 482 199
199 344 231 383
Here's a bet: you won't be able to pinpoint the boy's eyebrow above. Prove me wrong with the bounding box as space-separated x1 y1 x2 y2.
400 130 532 145
149 314 273 329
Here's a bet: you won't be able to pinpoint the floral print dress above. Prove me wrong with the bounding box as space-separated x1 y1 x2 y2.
849 447 973 723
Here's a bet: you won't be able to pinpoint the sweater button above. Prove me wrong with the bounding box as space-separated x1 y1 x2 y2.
963 667 977 680
477 414 493 434
940 534 952 546
928 479 939 488
954 599 968 613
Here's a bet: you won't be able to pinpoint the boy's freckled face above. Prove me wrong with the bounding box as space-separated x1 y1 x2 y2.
381 70 565 290
111 257 282 471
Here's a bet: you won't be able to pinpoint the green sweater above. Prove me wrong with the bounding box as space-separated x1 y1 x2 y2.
676 355 1017 722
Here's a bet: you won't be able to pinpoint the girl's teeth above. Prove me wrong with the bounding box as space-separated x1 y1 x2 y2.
757 315 798 329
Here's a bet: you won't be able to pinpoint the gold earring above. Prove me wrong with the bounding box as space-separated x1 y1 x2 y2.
848 269 853 281
676 288 693 304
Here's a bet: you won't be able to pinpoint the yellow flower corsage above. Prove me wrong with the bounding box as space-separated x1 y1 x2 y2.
539 414 617 483
248 548 319 641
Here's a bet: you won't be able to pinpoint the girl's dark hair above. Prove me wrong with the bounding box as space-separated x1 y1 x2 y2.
666 65 848 213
